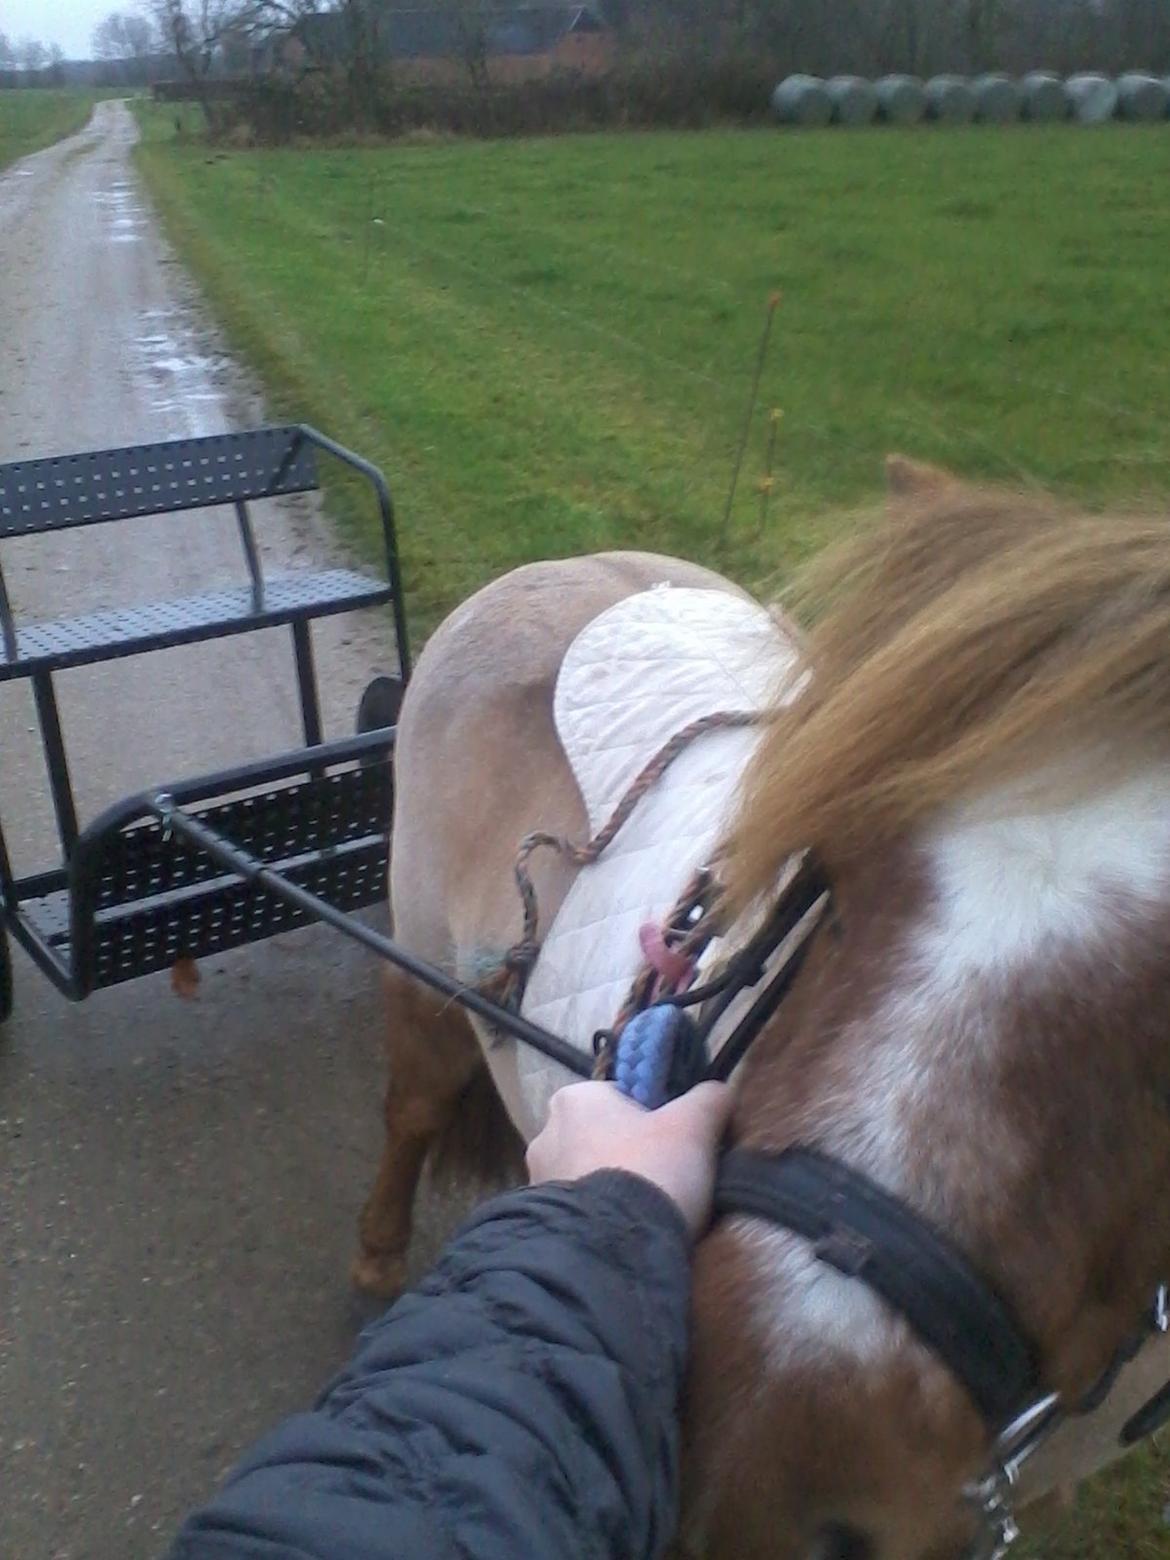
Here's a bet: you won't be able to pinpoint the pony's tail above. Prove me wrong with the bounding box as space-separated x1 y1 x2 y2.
427 1058 527 1192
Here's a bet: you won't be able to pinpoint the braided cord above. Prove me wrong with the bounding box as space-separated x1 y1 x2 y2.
485 710 758 1015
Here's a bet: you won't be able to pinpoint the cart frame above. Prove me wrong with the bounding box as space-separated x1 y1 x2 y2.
0 423 409 1020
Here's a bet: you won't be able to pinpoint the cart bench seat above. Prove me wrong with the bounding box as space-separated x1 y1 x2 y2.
0 424 410 1020
0 568 389 680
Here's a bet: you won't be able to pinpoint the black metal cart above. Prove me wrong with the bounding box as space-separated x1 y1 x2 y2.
0 424 410 1022
0 420 827 1103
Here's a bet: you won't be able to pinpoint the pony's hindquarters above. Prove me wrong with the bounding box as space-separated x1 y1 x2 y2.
352 550 747 1294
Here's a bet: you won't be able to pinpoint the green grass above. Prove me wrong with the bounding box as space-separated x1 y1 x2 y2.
0 89 99 171
135 107 1170 640
130 106 1170 1554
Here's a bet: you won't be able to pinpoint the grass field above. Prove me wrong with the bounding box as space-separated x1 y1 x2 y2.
133 106 1170 1554
135 108 1170 642
0 89 98 171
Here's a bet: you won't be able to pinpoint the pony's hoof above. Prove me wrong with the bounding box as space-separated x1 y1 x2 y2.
350 1249 408 1299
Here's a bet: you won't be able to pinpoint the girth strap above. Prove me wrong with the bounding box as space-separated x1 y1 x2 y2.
714 1146 1042 1430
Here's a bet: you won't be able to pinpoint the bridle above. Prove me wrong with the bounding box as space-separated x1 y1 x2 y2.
685 859 1170 1560
469 846 1170 1557
579 853 1170 1560
714 1141 1170 1559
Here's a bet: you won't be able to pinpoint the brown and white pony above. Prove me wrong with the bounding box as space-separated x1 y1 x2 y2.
353 457 1170 1558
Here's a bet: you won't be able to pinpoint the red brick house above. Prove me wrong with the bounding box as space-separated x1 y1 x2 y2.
274 6 614 84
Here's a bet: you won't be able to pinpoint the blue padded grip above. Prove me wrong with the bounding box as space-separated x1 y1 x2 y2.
613 1004 705 1109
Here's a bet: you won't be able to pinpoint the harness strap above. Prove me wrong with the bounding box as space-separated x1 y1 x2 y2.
714 1146 1042 1430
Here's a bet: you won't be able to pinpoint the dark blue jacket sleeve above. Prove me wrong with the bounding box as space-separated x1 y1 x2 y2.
165 1170 692 1560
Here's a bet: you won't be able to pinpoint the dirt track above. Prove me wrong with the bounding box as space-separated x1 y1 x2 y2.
0 101 472 1559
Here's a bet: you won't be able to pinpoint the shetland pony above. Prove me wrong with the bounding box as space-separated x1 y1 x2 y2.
354 458 1170 1558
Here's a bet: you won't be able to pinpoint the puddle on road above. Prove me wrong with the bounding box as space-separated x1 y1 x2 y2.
94 182 146 245
131 308 231 430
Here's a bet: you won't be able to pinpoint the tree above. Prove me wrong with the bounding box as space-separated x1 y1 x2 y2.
146 0 269 122
445 0 490 89
0 31 15 70
92 11 158 60
17 37 48 73
149 1 237 78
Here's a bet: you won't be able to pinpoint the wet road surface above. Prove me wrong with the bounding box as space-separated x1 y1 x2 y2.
0 101 480 1560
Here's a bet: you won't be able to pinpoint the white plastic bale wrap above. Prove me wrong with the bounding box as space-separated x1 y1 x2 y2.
1066 73 1119 123
973 73 1022 122
924 75 976 123
825 75 878 126
1020 72 1068 121
875 74 926 124
1116 73 1168 121
771 74 833 127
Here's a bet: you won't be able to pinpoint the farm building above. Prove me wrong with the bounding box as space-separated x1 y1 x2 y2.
267 5 614 83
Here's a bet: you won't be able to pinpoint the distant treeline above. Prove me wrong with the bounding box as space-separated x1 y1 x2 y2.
606 0 1168 79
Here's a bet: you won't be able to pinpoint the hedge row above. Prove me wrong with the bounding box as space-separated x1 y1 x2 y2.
219 61 1168 144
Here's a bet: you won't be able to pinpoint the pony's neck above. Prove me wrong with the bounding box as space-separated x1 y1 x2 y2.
755 753 1170 1207
735 753 1170 1386
915 758 1170 983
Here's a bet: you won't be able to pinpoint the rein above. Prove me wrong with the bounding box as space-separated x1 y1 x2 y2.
481 709 760 1013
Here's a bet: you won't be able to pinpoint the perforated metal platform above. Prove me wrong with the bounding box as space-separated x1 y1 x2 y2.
0 427 317 537
0 569 390 679
49 751 395 995
89 760 392 911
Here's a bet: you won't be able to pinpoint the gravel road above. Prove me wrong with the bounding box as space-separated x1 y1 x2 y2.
0 101 474 1560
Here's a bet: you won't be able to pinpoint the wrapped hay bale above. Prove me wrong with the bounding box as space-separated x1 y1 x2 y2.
826 75 878 126
972 73 1022 122
1116 73 1168 121
1066 73 1119 123
924 75 976 123
1020 72 1068 122
771 75 833 127
875 75 926 125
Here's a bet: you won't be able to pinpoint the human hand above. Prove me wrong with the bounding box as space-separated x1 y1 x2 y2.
526 1080 735 1238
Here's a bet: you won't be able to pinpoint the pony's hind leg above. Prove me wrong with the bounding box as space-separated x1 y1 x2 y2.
351 968 483 1298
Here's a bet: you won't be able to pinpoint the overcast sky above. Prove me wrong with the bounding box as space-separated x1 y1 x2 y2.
0 1 121 57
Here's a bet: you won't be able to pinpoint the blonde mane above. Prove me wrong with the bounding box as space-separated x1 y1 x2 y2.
726 458 1170 907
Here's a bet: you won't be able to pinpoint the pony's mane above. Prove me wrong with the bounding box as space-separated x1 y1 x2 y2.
726 461 1170 908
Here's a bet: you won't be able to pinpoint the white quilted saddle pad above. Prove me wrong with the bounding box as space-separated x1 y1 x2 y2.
512 583 803 1137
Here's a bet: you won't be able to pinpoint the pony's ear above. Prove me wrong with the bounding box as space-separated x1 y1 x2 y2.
884 454 956 499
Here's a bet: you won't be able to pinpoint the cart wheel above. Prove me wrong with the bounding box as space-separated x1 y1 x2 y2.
357 675 404 736
0 923 13 1025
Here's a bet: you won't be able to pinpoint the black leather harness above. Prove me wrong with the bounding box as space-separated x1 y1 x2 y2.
696 866 1170 1560
713 1146 1041 1429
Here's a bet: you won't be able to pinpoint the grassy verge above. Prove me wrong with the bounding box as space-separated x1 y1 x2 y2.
130 104 1170 1554
0 89 99 171
134 104 1170 642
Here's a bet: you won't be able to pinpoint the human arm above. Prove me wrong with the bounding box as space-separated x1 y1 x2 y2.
165 1082 730 1560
